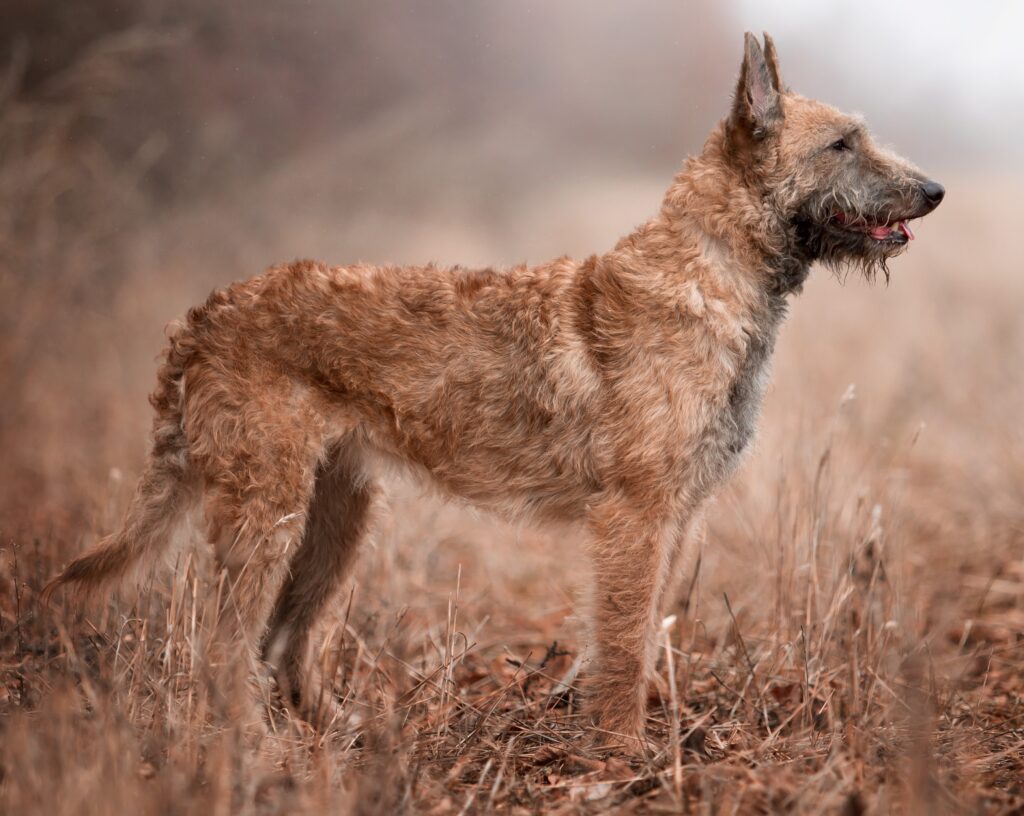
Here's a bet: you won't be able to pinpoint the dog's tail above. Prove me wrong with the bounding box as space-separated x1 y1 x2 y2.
41 308 208 606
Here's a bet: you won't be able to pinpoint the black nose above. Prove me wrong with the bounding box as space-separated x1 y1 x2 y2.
921 180 945 206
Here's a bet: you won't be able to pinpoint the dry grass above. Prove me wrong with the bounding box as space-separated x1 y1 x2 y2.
2 19 1024 816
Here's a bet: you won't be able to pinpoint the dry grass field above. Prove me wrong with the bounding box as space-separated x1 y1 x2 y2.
2 7 1023 814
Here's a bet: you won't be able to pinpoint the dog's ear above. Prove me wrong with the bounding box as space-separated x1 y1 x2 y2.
729 32 783 141
762 32 783 93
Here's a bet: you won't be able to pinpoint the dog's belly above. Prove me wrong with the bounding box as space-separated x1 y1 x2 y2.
355 405 606 523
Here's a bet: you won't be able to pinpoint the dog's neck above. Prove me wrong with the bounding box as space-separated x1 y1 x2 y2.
618 122 812 300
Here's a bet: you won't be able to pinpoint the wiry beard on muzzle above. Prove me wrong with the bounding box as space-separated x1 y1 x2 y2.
794 214 901 284
792 189 915 284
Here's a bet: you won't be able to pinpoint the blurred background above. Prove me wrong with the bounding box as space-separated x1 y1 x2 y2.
2 3 1023 810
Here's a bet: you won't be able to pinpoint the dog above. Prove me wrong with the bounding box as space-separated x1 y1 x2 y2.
44 32 944 751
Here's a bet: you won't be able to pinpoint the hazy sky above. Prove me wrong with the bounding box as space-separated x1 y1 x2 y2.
731 0 1024 163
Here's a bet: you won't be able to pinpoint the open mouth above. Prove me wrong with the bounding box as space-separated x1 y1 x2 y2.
833 212 915 244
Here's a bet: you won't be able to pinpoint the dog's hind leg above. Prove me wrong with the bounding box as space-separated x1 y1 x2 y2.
194 380 326 729
263 440 379 724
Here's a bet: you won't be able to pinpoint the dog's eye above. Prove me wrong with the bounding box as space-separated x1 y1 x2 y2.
830 138 850 152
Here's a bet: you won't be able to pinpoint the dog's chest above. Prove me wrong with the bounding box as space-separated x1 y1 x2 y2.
722 330 773 458
704 301 786 479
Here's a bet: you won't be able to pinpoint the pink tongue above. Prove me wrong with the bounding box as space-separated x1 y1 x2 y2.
868 221 915 240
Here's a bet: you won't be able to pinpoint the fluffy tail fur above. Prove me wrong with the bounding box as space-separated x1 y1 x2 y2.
40 302 212 605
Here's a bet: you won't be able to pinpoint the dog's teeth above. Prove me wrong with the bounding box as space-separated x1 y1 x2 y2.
899 220 915 240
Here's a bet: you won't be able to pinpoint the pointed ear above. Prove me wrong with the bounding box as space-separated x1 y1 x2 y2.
762 32 783 92
729 32 783 140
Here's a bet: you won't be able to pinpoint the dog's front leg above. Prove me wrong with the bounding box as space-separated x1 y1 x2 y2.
657 510 706 624
584 498 675 753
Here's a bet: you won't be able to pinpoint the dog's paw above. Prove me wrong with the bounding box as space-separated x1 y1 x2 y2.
279 670 347 733
645 669 671 705
297 689 346 732
591 725 650 759
586 704 651 758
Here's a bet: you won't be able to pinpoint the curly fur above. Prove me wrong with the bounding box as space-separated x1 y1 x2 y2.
43 32 943 750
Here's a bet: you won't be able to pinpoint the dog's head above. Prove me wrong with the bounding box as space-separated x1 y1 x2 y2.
726 32 944 280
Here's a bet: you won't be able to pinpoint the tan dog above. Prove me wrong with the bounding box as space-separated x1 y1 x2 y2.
44 33 944 751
